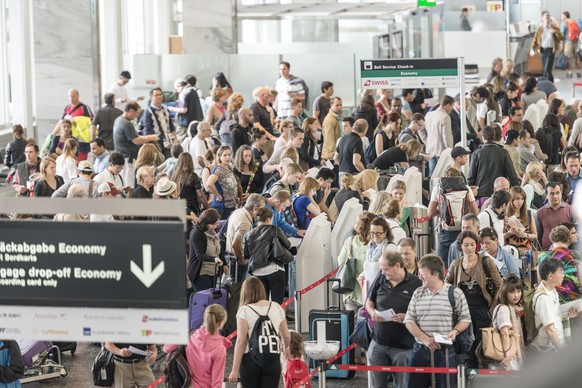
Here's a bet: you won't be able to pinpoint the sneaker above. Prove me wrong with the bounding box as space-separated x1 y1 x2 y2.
567 72 574 79
578 72 582 78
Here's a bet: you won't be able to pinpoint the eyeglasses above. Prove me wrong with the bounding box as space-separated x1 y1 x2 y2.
370 231 386 236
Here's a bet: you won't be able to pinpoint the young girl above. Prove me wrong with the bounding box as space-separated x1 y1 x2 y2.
504 186 538 258
391 180 412 237
284 331 312 388
274 120 294 151
55 137 78 183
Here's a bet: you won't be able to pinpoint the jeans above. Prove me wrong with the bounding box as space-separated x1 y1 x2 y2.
256 270 286 304
367 340 411 388
408 343 456 388
438 229 460 266
287 258 296 312
429 156 439 176
541 47 555 82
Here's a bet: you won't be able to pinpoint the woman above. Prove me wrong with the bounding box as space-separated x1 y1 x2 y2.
274 120 293 151
215 92 244 143
243 208 290 304
228 277 291 387
201 150 217 192
206 88 228 130
49 119 73 156
372 139 422 170
4 124 27 167
171 153 209 218
55 138 78 183
521 161 547 209
384 199 407 244
487 57 503 83
212 71 233 96
188 209 225 292
490 274 524 370
361 216 396 293
375 89 392 122
207 146 238 219
480 227 520 278
328 173 357 221
447 230 502 368
521 77 546 111
505 186 538 258
234 145 264 199
133 166 155 199
134 143 164 171
299 118 321 170
291 177 322 230
536 113 565 166
477 84 501 128
353 93 379 140
562 222 578 250
371 112 400 161
549 98 573 139
34 157 64 198
522 120 548 163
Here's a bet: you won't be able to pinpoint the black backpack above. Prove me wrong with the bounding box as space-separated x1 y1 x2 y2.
162 345 190 388
247 303 282 367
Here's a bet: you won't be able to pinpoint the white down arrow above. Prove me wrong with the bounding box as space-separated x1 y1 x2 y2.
130 244 165 288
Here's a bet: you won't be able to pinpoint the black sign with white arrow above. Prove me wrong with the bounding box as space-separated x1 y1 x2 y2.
0 220 186 310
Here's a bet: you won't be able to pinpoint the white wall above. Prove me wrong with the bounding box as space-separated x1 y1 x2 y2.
442 31 507 68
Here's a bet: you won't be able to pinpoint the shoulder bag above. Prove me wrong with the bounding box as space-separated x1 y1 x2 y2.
92 346 115 387
481 305 519 362
332 236 358 294
272 226 293 265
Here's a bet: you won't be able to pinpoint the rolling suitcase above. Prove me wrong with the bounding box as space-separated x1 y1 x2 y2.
17 340 55 367
221 261 241 337
188 265 228 330
307 279 355 379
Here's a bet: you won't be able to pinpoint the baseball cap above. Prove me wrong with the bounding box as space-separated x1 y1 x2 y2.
98 182 121 196
450 146 471 159
78 160 93 173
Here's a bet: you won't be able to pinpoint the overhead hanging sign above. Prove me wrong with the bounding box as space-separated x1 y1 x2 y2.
360 58 460 89
418 0 437 6
0 220 188 344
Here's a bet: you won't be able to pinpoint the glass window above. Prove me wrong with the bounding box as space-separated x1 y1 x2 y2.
0 0 9 126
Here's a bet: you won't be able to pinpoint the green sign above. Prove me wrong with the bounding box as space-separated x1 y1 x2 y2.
360 58 459 89
418 0 437 6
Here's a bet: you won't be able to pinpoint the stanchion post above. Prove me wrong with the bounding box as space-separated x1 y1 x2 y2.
319 361 326 388
295 290 302 333
457 364 466 388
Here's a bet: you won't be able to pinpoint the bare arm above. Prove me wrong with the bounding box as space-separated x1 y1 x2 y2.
544 323 563 349
131 134 158 145
427 200 438 219
229 316 249 382
333 151 340 165
90 124 98 140
206 174 221 200
353 154 365 172
468 198 479 215
374 133 384 158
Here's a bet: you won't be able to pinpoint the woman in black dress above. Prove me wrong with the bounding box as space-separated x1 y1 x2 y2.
233 145 264 201
34 157 64 197
372 139 422 170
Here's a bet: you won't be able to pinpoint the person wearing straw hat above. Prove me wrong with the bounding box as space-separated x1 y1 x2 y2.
154 176 177 199
51 160 98 198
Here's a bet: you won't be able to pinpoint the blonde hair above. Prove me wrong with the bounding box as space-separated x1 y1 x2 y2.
135 143 160 169
353 170 379 192
279 120 294 135
298 177 320 196
239 276 267 308
227 93 244 110
521 161 545 186
212 88 227 102
392 180 406 192
40 157 57 180
340 173 354 190
136 165 155 184
280 146 299 163
368 191 392 216
204 304 227 335
398 139 422 159
62 138 78 163
501 58 514 78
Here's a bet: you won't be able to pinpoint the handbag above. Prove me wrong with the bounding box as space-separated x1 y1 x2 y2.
92 347 115 387
481 306 519 361
350 307 373 350
332 237 357 294
555 53 568 70
272 227 293 265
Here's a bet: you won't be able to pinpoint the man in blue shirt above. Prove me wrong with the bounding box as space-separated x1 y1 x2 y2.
265 190 306 237
565 151 581 197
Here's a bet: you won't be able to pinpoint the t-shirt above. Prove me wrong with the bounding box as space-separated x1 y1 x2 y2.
337 132 364 174
293 195 313 230
372 147 407 170
189 136 210 177
312 95 331 125
250 102 273 135
108 83 129 111
478 208 506 247
91 105 123 150
532 282 564 349
237 302 286 353
113 115 140 160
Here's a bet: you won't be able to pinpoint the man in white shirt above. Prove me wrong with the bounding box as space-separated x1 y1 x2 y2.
422 95 454 175
108 71 144 111
275 61 306 119
90 182 121 222
188 121 212 177
93 152 125 195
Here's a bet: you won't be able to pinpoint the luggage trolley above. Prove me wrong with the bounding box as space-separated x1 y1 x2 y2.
17 340 68 384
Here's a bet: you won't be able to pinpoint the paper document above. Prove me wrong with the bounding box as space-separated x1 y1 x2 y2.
433 333 453 345
375 308 395 321
325 160 334 170
128 346 150 357
289 237 302 247
559 299 582 317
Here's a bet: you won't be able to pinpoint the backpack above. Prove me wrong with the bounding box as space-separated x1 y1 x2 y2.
522 287 545 344
219 112 238 146
364 131 388 165
284 358 312 388
568 20 581 42
290 193 314 229
162 345 190 388
438 176 469 231
247 303 282 367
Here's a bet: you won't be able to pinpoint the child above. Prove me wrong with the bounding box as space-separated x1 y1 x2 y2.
391 180 412 237
159 144 183 177
284 331 311 388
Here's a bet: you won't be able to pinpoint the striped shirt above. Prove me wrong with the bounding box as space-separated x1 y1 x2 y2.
403 283 471 344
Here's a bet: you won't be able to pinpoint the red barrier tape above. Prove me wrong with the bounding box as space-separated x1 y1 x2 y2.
416 216 431 224
338 364 457 374
300 267 339 295
146 376 164 388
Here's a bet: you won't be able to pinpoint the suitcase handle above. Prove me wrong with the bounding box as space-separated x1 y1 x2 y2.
326 278 342 310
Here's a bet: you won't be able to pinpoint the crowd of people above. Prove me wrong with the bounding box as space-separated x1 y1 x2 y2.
2 10 582 386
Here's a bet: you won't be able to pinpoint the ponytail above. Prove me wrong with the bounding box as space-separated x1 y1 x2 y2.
203 304 227 335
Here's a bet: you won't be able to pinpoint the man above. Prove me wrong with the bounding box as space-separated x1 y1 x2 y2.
342 116 355 136
275 61 306 119
139 87 176 158
168 76 204 142
478 190 512 247
105 341 156 388
518 129 539 172
560 11 581 79
313 168 336 212
90 182 121 222
93 153 126 194
89 138 110 175
450 94 477 147
312 81 334 127
91 93 122 150
447 214 481 267
265 190 306 237
501 106 523 139
9 142 40 197
401 89 415 120
287 98 304 128
460 7 472 31
449 146 471 179
231 108 254 156
404 255 471 388
466 87 488 132
498 82 522 117
189 122 212 177
479 176 509 210
334 118 366 175
565 151 582 197
422 95 454 174
565 98 580 124
468 125 520 198
532 258 577 351
366 251 422 388
504 129 523 178
226 193 266 283
269 162 303 197
537 182 575 249
52 160 98 198
397 238 419 276
263 128 305 174
398 112 425 144
249 86 277 141
321 97 343 161
108 70 144 110
530 11 563 83
61 88 93 160
391 97 409 129
113 101 158 190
